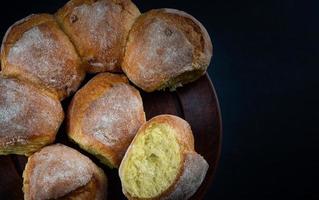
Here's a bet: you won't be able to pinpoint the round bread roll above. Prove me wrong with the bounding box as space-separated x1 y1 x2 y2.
56 0 141 73
0 75 63 156
122 8 213 92
67 73 146 168
23 144 107 200
0 14 85 100
119 114 209 200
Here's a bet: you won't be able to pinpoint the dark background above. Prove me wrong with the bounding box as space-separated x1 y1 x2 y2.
1 0 318 199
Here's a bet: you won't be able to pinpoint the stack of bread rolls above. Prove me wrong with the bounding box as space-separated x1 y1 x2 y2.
0 0 213 199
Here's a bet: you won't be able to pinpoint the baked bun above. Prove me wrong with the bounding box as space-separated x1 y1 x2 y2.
0 75 64 156
122 8 213 92
0 14 85 100
23 144 107 200
56 0 140 73
119 114 209 200
67 73 145 168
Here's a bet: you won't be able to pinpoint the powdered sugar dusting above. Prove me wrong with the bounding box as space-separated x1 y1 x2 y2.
0 77 62 147
127 19 194 85
83 83 143 147
7 25 79 92
71 0 122 69
28 144 94 200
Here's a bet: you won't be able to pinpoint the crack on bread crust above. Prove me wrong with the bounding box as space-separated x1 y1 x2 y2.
158 68 205 91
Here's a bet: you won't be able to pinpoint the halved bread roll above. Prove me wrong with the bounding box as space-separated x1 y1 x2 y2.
119 114 209 200
67 73 146 168
56 0 140 73
0 14 85 100
0 75 64 156
122 8 213 92
23 144 107 200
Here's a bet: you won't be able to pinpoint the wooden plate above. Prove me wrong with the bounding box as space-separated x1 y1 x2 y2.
0 73 222 200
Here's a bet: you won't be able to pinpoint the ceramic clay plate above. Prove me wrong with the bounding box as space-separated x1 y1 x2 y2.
0 73 222 200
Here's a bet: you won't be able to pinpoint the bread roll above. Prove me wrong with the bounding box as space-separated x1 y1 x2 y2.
0 75 63 156
0 14 85 100
56 0 140 73
122 8 213 92
67 73 145 168
23 144 107 200
119 114 208 200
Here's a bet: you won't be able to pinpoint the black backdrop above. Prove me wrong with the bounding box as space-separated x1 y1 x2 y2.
1 0 318 199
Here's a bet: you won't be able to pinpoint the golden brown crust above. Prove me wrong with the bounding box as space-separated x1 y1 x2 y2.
67 73 145 167
122 8 213 92
56 0 140 73
0 14 85 100
23 144 107 200
0 75 64 156
119 115 208 200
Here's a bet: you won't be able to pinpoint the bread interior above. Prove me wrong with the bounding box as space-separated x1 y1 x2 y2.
121 123 181 198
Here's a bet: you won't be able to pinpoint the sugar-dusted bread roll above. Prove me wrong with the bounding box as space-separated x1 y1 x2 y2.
67 73 145 168
122 8 213 92
119 114 209 200
0 14 85 100
23 144 107 200
0 75 64 156
56 0 140 73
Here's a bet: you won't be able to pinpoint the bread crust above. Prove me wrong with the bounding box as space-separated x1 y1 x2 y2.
0 75 64 156
56 0 141 73
122 8 213 92
119 114 208 200
0 14 85 100
23 144 107 200
67 73 145 167
162 152 209 200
